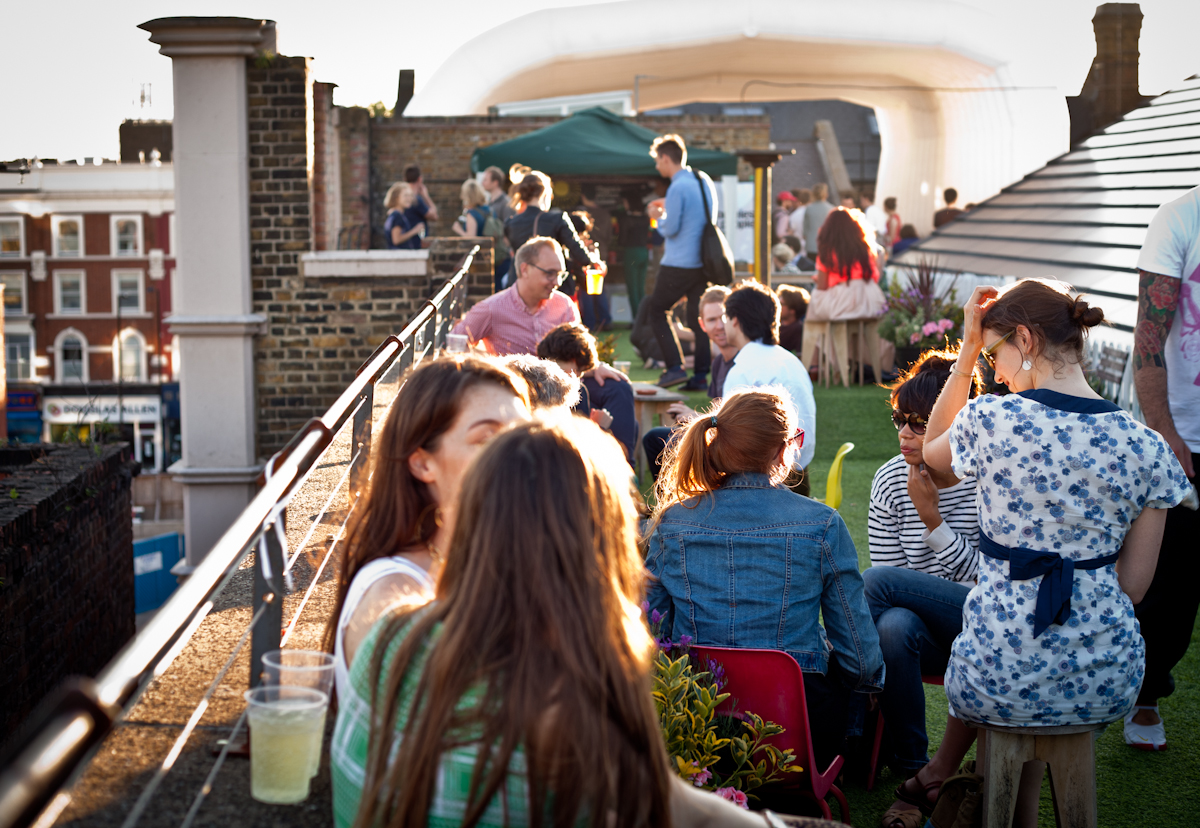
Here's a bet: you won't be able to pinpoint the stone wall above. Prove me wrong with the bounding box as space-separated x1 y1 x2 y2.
0 444 139 745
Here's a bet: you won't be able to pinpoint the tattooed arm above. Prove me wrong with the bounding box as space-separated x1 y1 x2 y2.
1134 269 1194 476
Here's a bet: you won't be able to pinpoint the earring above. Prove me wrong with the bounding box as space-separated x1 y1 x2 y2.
1022 359 1033 371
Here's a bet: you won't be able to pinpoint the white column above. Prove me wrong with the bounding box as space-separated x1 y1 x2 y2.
140 17 273 573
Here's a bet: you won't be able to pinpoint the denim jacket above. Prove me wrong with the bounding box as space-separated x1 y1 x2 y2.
646 473 884 692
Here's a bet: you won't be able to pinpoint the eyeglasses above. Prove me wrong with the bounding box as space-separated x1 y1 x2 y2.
980 330 1013 370
791 427 805 449
529 262 568 285
892 411 928 435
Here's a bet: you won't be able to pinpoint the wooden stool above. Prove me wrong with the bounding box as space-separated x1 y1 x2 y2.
846 317 882 385
821 319 882 387
976 722 1099 828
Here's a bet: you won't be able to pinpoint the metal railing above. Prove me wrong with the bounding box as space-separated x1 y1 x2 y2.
0 246 478 828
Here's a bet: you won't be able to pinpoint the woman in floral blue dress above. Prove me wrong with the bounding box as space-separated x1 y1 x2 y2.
919 278 1196 821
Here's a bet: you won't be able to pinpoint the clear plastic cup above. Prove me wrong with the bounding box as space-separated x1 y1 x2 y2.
445 333 469 354
585 267 604 295
261 650 335 778
244 686 328 803
612 360 631 375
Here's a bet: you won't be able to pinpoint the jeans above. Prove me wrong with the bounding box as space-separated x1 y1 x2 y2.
863 566 970 772
578 288 613 330
1135 452 1200 703
643 265 710 375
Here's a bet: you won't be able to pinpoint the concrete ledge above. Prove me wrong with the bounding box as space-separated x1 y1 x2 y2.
300 250 428 278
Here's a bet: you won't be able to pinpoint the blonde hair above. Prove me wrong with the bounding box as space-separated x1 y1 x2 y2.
460 178 487 209
384 181 413 210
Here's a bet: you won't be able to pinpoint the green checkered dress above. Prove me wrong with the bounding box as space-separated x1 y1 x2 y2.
330 611 532 828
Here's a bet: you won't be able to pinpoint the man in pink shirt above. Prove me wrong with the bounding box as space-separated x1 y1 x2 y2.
454 237 580 355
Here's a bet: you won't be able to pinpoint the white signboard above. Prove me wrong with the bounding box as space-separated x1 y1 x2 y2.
715 181 757 265
43 396 161 424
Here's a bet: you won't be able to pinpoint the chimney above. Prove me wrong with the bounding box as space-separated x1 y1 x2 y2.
395 70 414 116
1066 3 1150 145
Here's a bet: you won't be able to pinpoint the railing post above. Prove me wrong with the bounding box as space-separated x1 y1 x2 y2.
249 525 286 688
350 382 374 503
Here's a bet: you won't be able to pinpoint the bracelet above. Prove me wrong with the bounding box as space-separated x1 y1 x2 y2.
950 365 974 378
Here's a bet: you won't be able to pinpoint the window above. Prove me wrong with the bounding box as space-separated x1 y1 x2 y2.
55 330 88 382
0 272 25 314
111 215 142 257
52 216 84 258
6 333 31 381
54 271 86 314
0 217 23 257
115 330 145 382
112 269 144 313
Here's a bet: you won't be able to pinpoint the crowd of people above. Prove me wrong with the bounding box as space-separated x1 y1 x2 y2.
339 135 1200 828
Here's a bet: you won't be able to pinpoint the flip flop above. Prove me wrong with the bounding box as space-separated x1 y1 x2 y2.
881 806 925 828
893 774 941 816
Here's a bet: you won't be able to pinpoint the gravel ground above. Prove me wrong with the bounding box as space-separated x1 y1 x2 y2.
54 377 405 828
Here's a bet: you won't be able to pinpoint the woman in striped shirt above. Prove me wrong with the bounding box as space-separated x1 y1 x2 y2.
864 352 981 828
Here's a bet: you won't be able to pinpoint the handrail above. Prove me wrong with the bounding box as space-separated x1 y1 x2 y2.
0 246 479 828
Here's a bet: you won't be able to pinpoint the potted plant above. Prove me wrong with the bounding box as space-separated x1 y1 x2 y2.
647 607 802 807
878 258 964 371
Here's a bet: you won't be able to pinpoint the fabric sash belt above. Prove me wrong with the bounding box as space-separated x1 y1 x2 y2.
978 533 1119 639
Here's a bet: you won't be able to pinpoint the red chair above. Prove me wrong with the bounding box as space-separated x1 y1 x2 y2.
866 673 944 791
689 645 850 823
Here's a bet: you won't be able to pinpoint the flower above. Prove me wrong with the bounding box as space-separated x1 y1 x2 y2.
909 332 921 345
678 634 693 648
691 763 713 786
640 601 650 614
937 317 954 333
716 787 749 809
650 609 663 626
922 320 940 337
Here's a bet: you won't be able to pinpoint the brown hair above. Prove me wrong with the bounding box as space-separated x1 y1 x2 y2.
353 416 672 828
700 284 731 308
812 182 829 200
883 196 897 212
890 348 981 417
981 278 1106 366
649 133 686 166
776 284 810 318
323 355 529 653
512 170 551 211
817 207 874 277
652 389 795 521
536 322 598 372
502 354 581 409
796 188 813 205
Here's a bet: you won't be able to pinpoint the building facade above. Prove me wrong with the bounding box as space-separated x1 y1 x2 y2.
0 160 179 469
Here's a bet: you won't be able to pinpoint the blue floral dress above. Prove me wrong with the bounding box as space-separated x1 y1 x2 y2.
944 389 1197 726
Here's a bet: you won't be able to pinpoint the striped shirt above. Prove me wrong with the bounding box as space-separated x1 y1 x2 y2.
867 454 979 583
453 285 580 356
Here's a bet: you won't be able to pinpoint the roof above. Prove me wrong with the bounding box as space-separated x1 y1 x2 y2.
894 75 1200 344
470 107 740 178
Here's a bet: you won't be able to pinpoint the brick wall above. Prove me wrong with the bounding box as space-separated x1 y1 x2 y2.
337 107 372 248
312 81 337 252
0 443 139 745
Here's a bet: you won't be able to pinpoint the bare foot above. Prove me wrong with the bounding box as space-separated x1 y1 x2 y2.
1132 707 1161 726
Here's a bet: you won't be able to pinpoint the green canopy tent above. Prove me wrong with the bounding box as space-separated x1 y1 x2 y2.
470 107 739 179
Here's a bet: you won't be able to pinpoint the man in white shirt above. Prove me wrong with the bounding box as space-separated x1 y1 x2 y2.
722 281 817 486
1128 184 1200 751
788 188 812 256
862 192 890 249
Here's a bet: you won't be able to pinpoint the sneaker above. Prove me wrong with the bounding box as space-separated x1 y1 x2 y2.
1124 706 1167 751
681 374 709 392
656 367 689 388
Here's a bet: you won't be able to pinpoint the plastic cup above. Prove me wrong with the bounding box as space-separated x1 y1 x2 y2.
244 686 328 803
261 650 335 778
612 361 631 375
445 333 468 354
585 267 604 295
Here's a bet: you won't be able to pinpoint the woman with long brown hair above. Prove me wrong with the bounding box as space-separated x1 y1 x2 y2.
646 389 883 769
331 416 772 828
324 355 530 701
800 207 887 376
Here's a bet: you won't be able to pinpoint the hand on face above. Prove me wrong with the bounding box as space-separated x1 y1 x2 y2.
962 285 998 352
906 463 942 528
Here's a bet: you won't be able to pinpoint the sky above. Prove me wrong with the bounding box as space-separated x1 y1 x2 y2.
1 0 1197 161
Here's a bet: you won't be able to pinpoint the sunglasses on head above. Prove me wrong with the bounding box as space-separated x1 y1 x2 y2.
892 411 927 435
791 427 805 449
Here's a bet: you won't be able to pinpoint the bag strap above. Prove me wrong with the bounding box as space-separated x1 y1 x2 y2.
694 170 717 228
533 212 541 237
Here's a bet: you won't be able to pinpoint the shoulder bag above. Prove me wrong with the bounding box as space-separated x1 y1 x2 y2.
694 170 734 286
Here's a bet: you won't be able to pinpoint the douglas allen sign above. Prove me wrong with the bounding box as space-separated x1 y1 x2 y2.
43 396 161 424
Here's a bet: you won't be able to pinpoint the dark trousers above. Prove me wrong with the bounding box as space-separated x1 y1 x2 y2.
582 377 638 466
644 265 711 375
1135 452 1200 703
804 662 854 772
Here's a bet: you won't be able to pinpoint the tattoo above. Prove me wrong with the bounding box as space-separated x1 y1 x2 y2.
1134 270 1180 371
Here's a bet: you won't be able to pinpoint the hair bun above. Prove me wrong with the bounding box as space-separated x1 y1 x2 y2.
1072 298 1105 328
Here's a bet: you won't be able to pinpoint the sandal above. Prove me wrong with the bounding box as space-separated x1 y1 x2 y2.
893 773 941 816
881 806 924 828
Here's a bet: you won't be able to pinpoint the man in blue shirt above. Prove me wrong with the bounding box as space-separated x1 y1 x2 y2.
645 134 719 390
402 164 439 241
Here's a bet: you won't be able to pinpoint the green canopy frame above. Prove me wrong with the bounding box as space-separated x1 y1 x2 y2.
470 107 739 179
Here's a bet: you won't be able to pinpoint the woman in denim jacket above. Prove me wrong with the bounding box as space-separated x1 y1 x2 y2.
645 388 884 767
